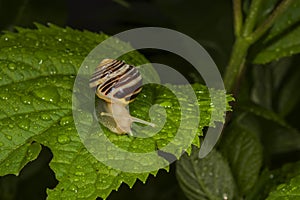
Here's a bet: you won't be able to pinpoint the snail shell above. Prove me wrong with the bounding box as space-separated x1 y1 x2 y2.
89 59 155 135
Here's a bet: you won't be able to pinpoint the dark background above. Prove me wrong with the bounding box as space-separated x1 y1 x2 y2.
0 0 234 199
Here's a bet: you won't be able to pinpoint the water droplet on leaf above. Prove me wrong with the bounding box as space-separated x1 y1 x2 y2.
75 171 85 176
33 87 60 103
0 94 9 100
69 184 78 193
59 116 73 126
13 106 19 112
160 101 173 107
40 114 51 121
57 135 70 144
21 96 32 105
8 63 16 71
6 135 12 140
18 119 30 130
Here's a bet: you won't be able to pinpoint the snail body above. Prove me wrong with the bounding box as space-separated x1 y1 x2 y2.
89 59 155 135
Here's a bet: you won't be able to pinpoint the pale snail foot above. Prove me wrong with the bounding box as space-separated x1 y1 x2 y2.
100 112 155 128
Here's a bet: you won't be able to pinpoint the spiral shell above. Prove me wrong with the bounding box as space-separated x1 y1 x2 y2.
89 59 154 135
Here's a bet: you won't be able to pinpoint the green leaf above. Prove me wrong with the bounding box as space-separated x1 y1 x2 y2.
219 123 263 195
235 110 300 163
253 1 300 64
239 102 292 130
255 0 280 25
176 148 237 200
246 161 300 200
0 24 232 199
266 175 300 200
249 59 300 118
264 0 300 42
276 62 300 117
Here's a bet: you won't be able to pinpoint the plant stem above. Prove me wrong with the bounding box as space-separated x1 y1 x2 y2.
242 0 264 36
224 0 263 92
250 0 294 42
224 37 251 92
233 0 243 37
224 0 294 93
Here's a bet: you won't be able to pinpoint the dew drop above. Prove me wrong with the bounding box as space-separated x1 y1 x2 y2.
0 94 9 100
4 37 8 41
160 101 173 107
6 135 12 140
8 63 16 71
59 116 73 126
75 171 85 176
21 96 32 105
57 135 70 144
50 69 57 75
33 87 60 103
40 114 51 121
14 106 19 112
39 60 43 65
76 165 82 169
69 184 78 193
18 119 30 131
223 193 228 200
58 38 62 42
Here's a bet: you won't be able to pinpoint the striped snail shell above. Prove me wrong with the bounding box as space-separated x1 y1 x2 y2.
89 58 155 135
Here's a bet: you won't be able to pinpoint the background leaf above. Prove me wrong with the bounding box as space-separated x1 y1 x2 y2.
253 0 300 64
176 148 237 200
219 123 263 195
0 24 232 199
266 174 300 200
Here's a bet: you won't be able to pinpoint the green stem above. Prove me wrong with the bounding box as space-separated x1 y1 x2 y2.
224 37 251 92
233 0 243 36
242 0 264 36
224 0 294 93
224 0 263 92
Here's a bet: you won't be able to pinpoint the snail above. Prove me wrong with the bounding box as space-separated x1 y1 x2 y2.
89 58 155 135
